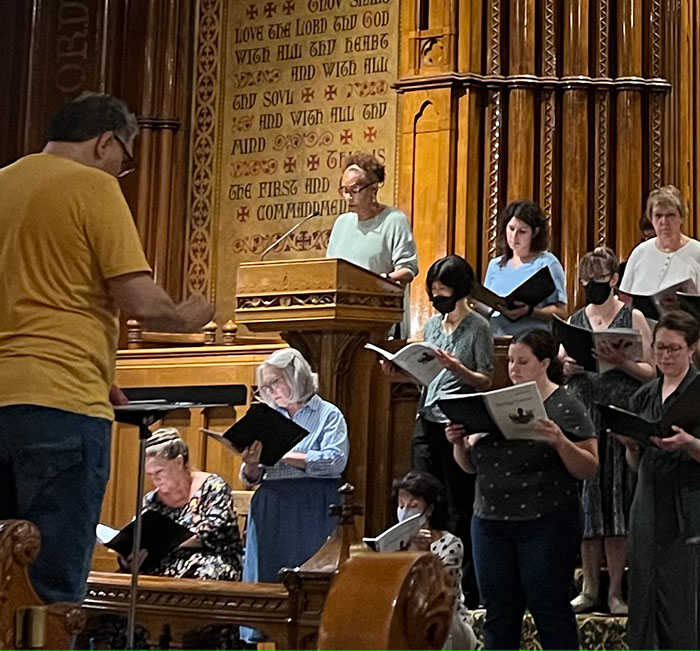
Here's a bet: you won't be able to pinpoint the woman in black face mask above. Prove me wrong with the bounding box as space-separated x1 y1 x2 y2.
561 246 654 616
381 254 494 609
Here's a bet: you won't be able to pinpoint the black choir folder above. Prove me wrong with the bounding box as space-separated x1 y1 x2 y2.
202 402 308 466
470 266 556 313
553 315 643 373
96 511 192 573
598 375 700 445
437 381 548 441
620 278 697 321
678 292 700 323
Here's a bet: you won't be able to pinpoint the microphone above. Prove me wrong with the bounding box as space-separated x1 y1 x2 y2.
259 210 321 261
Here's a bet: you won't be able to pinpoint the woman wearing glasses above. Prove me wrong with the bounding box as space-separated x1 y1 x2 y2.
615 311 700 648
561 247 654 615
239 348 348 598
327 152 418 285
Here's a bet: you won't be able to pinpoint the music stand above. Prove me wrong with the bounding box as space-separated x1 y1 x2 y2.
115 384 247 649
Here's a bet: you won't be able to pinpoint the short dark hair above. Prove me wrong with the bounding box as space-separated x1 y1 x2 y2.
654 310 700 347
45 92 138 143
425 255 475 300
342 152 385 184
392 471 449 530
497 199 550 266
511 328 564 384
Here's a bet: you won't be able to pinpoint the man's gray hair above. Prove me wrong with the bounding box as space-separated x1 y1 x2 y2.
256 348 319 407
145 427 189 465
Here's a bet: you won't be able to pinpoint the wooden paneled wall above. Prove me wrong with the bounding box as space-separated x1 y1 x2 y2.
397 0 692 329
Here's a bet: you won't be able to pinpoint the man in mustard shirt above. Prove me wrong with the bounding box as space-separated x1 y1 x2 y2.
0 93 214 603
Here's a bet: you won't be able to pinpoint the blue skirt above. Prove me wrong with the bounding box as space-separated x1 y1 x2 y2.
242 478 339 583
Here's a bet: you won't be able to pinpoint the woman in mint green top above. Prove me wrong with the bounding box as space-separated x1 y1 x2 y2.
483 200 567 336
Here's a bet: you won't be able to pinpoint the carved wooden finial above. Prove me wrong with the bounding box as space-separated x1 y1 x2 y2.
126 319 143 348
202 320 217 345
222 320 238 345
329 482 363 525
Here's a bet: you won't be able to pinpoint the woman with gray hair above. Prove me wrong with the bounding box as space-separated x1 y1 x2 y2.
138 427 243 580
239 347 349 591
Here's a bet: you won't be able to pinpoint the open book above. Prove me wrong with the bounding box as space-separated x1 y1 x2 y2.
470 266 556 313
678 292 700 323
437 381 548 440
598 375 700 445
620 278 696 322
553 315 643 373
364 342 443 386
96 511 193 573
362 513 425 552
202 402 308 466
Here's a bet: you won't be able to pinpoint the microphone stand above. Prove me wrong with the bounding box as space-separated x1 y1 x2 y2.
259 211 320 261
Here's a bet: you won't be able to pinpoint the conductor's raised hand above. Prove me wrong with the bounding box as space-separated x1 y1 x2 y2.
241 440 263 466
175 295 216 332
445 422 466 445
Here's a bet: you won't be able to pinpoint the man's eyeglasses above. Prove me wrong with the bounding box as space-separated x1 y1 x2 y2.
338 182 374 197
652 342 686 354
114 133 137 178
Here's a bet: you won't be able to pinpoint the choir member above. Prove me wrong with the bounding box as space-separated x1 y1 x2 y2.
562 247 654 615
481 200 567 335
393 471 477 650
615 311 700 649
620 185 700 294
381 254 493 608
239 348 348 641
446 329 598 650
139 428 243 580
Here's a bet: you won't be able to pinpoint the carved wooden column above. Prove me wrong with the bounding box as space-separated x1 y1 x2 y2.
127 0 193 298
538 0 557 221
481 0 504 263
454 0 483 267
561 0 589 307
506 0 536 201
615 0 643 258
592 0 611 247
396 0 458 333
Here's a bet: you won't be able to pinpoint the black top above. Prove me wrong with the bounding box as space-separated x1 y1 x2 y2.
472 387 596 521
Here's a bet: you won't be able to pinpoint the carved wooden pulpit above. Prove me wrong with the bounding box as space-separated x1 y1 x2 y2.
235 258 404 532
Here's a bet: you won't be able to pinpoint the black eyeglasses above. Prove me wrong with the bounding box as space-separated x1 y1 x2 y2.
338 182 374 197
114 133 137 178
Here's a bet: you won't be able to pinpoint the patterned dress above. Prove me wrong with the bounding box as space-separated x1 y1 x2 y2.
430 532 476 649
143 473 243 580
567 305 639 538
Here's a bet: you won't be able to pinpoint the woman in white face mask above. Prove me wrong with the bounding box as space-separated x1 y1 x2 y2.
392 471 477 650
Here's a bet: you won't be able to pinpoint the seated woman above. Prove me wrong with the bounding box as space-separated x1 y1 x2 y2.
240 348 349 584
481 200 567 336
393 470 477 650
446 329 598 650
614 311 700 649
141 428 243 580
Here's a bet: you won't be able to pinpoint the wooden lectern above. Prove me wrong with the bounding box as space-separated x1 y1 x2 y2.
235 258 405 532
